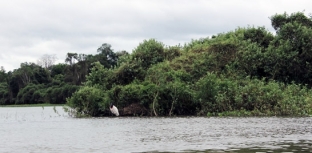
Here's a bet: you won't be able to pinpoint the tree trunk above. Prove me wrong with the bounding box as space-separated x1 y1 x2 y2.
152 91 158 116
169 99 176 116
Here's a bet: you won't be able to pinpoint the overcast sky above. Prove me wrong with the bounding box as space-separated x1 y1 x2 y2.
0 0 311 71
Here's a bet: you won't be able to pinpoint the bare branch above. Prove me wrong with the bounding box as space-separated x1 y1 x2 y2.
37 54 57 69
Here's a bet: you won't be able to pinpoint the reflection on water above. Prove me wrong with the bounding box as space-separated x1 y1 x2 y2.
185 140 312 153
0 106 311 153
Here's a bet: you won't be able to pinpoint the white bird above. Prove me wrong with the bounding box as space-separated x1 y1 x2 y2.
110 103 119 116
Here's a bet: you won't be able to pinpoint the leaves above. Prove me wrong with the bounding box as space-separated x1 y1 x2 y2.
66 86 106 117
1 12 312 117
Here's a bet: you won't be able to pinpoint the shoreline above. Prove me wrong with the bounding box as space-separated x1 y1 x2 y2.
0 103 65 107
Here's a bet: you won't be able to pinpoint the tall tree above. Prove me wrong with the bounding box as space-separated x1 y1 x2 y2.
267 12 312 85
0 66 6 82
65 53 78 66
96 43 118 68
271 12 312 32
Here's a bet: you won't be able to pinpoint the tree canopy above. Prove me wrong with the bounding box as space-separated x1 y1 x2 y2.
1 12 312 117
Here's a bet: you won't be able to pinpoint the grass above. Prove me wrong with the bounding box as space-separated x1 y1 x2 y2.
0 103 65 107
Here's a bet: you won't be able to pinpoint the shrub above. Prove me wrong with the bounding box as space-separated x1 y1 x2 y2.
66 86 106 117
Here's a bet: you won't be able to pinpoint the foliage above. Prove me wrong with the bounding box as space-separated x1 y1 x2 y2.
66 86 106 117
0 82 10 105
96 43 118 68
16 83 44 104
195 73 312 116
264 19 312 85
132 39 165 69
271 12 312 32
84 61 114 90
45 84 79 104
1 12 312 117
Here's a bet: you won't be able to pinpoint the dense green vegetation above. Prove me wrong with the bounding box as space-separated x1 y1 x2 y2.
0 43 125 106
1 12 312 117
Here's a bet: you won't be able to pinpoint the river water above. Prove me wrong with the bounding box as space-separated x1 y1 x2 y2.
0 106 311 153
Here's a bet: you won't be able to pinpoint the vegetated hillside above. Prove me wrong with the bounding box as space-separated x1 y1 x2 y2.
66 12 312 117
1 12 312 117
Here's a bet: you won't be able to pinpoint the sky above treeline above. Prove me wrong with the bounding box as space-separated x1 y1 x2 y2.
0 0 311 71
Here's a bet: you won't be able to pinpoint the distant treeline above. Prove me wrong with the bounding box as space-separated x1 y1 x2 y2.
1 12 312 117
0 43 127 105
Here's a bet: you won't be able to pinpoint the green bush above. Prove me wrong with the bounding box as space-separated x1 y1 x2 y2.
195 73 312 116
66 86 106 117
16 84 44 104
61 11 312 117
132 39 165 69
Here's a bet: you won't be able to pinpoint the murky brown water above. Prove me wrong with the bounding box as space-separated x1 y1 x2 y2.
0 106 311 153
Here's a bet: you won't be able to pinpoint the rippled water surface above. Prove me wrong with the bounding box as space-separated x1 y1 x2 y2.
0 106 311 153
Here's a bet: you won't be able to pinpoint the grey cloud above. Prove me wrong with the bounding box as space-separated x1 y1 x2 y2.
0 0 311 71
